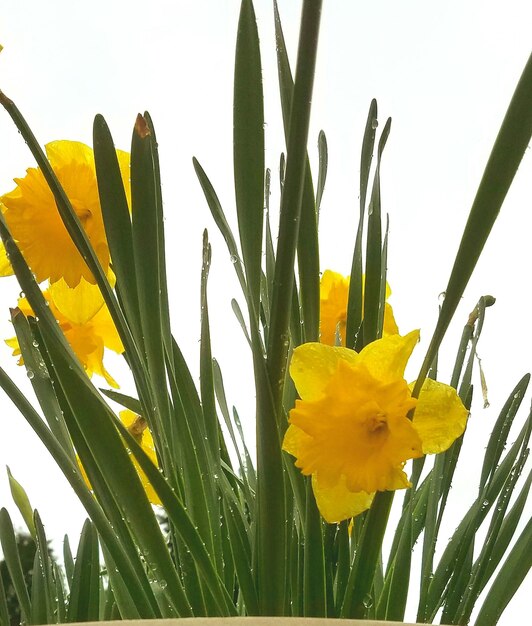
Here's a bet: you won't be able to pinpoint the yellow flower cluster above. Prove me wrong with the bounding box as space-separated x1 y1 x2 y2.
0 140 162 506
0 140 128 386
282 271 468 523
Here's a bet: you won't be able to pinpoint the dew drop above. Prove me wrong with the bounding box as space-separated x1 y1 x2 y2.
371 118 378 130
362 593 373 609
27 370 35 380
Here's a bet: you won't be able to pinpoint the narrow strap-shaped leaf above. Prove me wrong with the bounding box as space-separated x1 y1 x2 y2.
67 519 100 622
264 175 276 321
231 298 253 348
30 550 46 625
93 114 143 345
223 499 259 614
418 385 473 619
346 99 378 348
387 476 430 573
474 516 532 626
441 541 474 623
12 311 75 462
376 216 390 336
340 490 394 617
167 342 225 579
334 521 351 614
233 407 257 490
316 130 328 217
362 117 391 346
454 454 530 623
0 508 32 622
100 542 141 620
424 409 531 619
480 374 529 491
234 0 264 319
0 564 10 626
33 511 55 623
52 560 67 622
479 468 532 588
0 367 159 618
267 0 322 381
414 52 532 391
303 480 326 616
99 388 143 414
39 325 192 617
200 231 220 464
63 535 75 590
130 114 173 453
376 498 413 620
257 12 323 611
144 111 175 375
17 305 166 612
273 0 320 344
198 231 224 573
111 413 236 616
245 9 324 611
193 157 247 294
213 359 254 503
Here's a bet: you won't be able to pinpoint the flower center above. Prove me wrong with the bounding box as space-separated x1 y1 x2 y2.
364 411 389 446
367 412 387 432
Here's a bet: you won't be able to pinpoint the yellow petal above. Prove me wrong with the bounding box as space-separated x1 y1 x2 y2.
90 304 124 354
45 140 94 169
48 277 105 325
383 302 399 336
0 242 14 276
119 410 161 506
65 325 119 388
290 342 359 401
319 270 350 346
5 336 23 364
312 474 374 523
410 378 469 454
116 149 132 210
359 330 419 384
282 422 313 458
119 409 138 428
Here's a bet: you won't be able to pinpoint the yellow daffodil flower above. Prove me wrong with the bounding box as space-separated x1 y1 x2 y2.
79 409 161 506
6 281 123 388
319 270 399 346
0 140 130 288
282 330 468 523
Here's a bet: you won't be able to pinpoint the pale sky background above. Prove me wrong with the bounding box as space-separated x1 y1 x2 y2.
0 1 531 623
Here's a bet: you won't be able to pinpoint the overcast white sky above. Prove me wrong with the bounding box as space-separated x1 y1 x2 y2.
0 1 531 622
